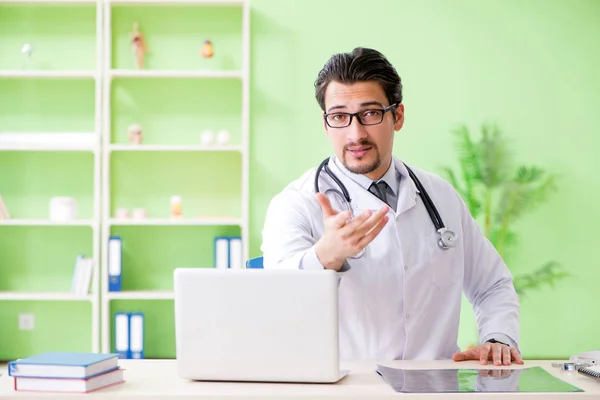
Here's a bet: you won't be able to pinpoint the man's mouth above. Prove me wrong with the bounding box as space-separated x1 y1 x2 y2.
347 146 372 157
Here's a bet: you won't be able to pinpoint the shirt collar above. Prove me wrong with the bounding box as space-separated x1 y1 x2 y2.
332 156 399 196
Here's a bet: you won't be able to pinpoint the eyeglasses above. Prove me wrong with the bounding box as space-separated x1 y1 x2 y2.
323 103 398 128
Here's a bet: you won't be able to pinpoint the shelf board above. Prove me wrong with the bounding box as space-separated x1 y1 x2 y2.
108 217 242 226
109 144 242 152
0 132 97 152
109 0 244 6
106 290 174 300
0 292 93 301
0 70 97 79
0 144 97 152
0 219 95 227
110 69 242 79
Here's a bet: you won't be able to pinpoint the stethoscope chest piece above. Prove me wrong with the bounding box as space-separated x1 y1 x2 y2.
437 228 458 250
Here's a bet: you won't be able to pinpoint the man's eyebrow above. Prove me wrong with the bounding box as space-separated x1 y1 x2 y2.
360 101 385 108
326 104 346 113
326 101 385 113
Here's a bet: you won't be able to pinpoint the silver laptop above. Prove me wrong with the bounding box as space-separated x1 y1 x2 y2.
173 267 347 383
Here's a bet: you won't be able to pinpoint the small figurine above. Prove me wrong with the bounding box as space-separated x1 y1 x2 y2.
216 129 230 146
130 22 148 69
201 40 214 58
128 123 143 144
200 130 214 146
115 208 129 219
170 195 182 219
21 43 33 67
132 208 147 220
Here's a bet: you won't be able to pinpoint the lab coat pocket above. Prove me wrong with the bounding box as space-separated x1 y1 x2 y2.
425 232 461 289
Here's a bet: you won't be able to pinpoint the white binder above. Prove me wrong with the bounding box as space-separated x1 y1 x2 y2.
115 312 129 359
229 237 242 269
214 237 229 269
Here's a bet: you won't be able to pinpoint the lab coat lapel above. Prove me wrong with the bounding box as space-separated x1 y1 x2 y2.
393 158 419 216
327 158 384 211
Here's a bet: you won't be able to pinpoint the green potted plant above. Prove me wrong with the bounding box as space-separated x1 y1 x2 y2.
440 122 568 296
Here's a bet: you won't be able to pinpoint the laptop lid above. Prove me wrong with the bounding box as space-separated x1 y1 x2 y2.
173 268 342 383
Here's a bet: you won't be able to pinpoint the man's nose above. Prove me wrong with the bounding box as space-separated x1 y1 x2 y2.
346 117 368 142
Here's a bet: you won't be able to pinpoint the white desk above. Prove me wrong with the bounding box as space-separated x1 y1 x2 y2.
1 359 598 399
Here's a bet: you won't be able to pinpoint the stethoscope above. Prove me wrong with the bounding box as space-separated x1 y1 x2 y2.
314 157 458 258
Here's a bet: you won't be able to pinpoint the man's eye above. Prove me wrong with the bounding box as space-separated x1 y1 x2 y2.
332 114 348 121
363 110 382 118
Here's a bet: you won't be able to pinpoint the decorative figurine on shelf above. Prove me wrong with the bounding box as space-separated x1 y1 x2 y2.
170 196 182 219
130 22 148 69
132 208 147 220
201 40 214 58
128 123 143 144
21 43 33 68
200 129 214 146
115 208 129 219
216 129 231 146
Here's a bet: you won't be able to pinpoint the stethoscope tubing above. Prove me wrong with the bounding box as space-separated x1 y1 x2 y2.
314 157 456 250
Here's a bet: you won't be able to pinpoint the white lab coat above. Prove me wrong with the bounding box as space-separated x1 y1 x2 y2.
260 156 520 361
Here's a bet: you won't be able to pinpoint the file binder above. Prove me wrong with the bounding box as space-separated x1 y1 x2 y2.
129 312 144 359
229 236 242 269
114 312 129 359
108 236 122 291
214 236 229 269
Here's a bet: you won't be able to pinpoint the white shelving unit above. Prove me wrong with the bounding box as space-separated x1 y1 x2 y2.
108 144 242 152
0 219 96 227
0 292 94 301
108 217 243 226
106 290 174 300
0 0 103 353
0 71 98 78
107 0 244 5
109 69 242 79
0 132 98 152
99 0 250 354
0 0 97 4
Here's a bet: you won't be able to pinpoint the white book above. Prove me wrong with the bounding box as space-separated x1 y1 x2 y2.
78 258 93 296
70 255 85 295
14 368 124 393
0 193 10 220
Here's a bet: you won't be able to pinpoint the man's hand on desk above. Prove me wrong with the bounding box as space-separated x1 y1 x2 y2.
452 342 524 366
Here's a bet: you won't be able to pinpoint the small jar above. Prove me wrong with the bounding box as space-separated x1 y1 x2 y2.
170 196 182 219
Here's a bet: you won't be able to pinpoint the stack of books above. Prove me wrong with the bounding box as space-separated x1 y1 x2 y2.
8 352 124 393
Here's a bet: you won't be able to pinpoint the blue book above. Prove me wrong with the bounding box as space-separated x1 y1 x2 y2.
8 352 119 379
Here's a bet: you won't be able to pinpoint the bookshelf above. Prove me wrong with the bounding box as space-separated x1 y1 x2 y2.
0 0 249 360
99 0 250 356
0 0 103 358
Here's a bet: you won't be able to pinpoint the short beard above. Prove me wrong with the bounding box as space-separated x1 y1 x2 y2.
341 140 381 175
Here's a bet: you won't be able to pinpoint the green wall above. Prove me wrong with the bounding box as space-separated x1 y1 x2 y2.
1 0 599 361
248 0 600 359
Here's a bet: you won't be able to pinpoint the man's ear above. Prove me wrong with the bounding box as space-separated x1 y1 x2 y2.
394 104 405 131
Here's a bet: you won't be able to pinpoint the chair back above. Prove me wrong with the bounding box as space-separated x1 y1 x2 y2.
246 256 264 269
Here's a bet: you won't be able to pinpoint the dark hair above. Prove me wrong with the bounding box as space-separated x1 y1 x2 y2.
314 47 403 111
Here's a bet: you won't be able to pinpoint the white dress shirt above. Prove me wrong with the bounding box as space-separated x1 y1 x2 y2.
260 155 520 361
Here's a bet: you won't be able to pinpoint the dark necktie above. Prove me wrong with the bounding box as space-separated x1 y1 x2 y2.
369 180 389 205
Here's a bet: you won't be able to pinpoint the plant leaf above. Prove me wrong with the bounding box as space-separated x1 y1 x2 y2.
513 261 568 296
451 125 483 218
479 122 513 188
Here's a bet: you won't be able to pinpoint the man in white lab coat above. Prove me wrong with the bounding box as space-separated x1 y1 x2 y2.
260 47 523 366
